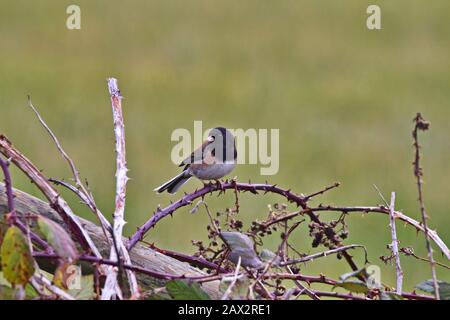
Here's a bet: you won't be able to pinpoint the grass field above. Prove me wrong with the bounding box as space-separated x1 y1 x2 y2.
0 0 449 292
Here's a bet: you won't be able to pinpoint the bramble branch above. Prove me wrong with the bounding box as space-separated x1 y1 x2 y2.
412 113 439 299
252 202 448 260
0 76 447 301
128 180 363 278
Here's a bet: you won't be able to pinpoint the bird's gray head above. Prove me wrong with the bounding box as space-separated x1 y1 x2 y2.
207 127 237 163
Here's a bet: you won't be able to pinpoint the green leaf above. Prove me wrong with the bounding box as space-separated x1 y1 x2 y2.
380 291 403 300
416 280 450 300
24 282 39 299
0 226 35 286
37 216 78 262
0 218 7 270
221 232 263 269
166 280 210 300
334 279 370 294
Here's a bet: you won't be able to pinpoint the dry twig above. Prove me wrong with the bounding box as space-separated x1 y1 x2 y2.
27 96 112 239
387 192 403 295
0 135 101 257
101 78 139 299
412 113 439 299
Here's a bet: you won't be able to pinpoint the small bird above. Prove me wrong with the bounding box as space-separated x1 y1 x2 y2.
154 127 237 194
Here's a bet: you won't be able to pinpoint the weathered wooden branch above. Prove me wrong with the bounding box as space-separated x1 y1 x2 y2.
0 183 222 299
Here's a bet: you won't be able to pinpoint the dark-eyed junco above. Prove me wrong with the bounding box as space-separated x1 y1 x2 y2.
154 127 237 194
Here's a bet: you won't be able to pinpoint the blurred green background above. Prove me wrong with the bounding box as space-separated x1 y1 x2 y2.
0 0 449 293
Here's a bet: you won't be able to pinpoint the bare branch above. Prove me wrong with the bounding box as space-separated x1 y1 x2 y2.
308 205 450 259
0 155 14 214
129 181 363 277
221 256 241 300
31 251 436 301
30 274 76 300
280 244 367 266
147 243 230 273
129 181 308 249
27 97 82 190
412 113 439 299
1 155 56 255
261 201 448 259
388 192 403 295
292 289 368 300
0 134 101 257
27 97 112 241
304 182 340 201
101 78 139 300
0 183 222 299
276 219 321 300
400 247 450 270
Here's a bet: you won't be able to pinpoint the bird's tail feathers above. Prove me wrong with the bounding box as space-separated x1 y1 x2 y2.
154 171 191 194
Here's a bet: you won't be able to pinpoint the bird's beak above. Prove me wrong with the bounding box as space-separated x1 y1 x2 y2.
207 136 214 142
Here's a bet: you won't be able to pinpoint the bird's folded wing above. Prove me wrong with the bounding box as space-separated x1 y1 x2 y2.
179 139 212 167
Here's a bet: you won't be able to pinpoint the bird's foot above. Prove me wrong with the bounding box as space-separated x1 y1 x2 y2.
214 179 225 191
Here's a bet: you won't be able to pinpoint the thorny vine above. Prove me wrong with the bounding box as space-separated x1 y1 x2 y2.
0 80 448 300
